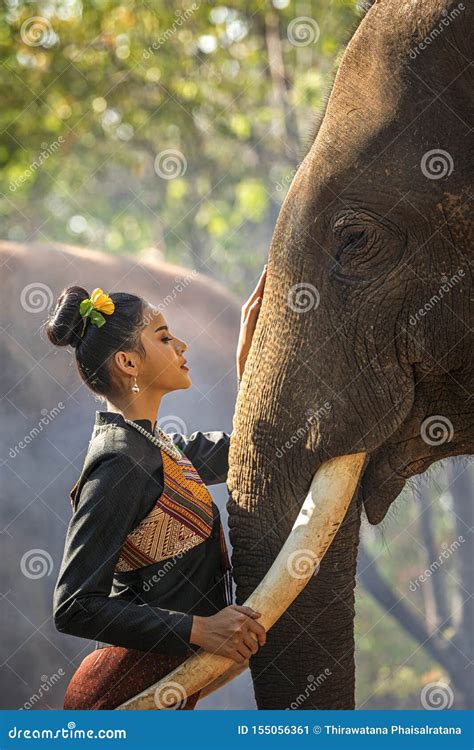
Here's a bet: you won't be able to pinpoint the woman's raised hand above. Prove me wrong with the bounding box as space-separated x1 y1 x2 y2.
236 264 267 381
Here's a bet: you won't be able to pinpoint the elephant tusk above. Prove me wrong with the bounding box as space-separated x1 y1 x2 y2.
197 659 249 700
116 452 367 710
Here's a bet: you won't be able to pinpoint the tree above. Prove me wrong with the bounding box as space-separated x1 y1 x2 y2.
357 457 473 708
0 0 358 294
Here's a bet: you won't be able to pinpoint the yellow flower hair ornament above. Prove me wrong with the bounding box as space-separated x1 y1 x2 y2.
79 288 115 336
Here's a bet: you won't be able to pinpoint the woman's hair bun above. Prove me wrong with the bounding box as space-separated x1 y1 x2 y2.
46 285 89 349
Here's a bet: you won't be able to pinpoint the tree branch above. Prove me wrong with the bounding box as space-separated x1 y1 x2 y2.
417 488 451 630
357 543 465 679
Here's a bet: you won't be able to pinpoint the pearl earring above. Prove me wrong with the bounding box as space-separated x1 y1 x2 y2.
131 376 140 393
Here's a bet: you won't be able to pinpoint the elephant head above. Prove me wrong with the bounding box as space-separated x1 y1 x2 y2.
119 0 473 711
226 0 473 709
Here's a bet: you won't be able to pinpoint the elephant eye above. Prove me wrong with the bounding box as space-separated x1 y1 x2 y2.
330 209 403 283
336 228 367 256
332 215 369 264
330 211 378 280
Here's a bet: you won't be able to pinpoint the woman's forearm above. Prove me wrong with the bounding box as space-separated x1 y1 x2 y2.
54 592 194 655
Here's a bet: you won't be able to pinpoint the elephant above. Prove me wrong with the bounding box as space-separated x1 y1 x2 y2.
144 0 472 710
3 0 472 712
226 0 473 709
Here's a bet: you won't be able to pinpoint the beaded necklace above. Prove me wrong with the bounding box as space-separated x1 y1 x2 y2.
123 418 183 461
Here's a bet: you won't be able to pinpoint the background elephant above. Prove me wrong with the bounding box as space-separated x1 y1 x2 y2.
227 0 473 709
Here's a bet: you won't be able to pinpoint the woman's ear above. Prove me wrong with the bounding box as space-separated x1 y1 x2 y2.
112 350 140 378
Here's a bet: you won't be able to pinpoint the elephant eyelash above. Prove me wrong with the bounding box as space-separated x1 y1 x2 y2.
335 228 368 260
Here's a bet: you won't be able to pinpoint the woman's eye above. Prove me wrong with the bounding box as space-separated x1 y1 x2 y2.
162 336 173 343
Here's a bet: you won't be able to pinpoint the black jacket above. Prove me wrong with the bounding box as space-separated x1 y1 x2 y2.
53 411 231 656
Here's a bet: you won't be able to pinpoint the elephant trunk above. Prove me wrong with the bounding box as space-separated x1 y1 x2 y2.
116 453 365 710
244 491 363 709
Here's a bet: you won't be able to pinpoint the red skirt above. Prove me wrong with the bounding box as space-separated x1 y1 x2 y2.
63 646 200 710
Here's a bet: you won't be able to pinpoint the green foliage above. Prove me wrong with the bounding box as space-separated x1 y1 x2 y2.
0 0 360 294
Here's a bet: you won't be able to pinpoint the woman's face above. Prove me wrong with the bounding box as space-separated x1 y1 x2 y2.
138 306 191 393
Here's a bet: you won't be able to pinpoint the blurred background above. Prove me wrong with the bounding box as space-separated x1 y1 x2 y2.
1 0 358 295
0 0 472 710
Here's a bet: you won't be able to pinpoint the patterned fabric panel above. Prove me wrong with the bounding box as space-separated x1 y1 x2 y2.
114 449 215 573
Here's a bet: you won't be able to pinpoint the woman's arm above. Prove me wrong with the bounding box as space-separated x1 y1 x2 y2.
235 264 266 381
53 454 194 654
170 431 230 485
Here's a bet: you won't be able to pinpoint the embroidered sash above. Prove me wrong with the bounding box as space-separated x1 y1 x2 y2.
69 447 233 605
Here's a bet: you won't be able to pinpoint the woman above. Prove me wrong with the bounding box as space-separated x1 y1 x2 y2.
48 266 267 710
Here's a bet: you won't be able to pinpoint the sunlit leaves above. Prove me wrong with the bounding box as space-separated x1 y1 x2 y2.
1 0 359 293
